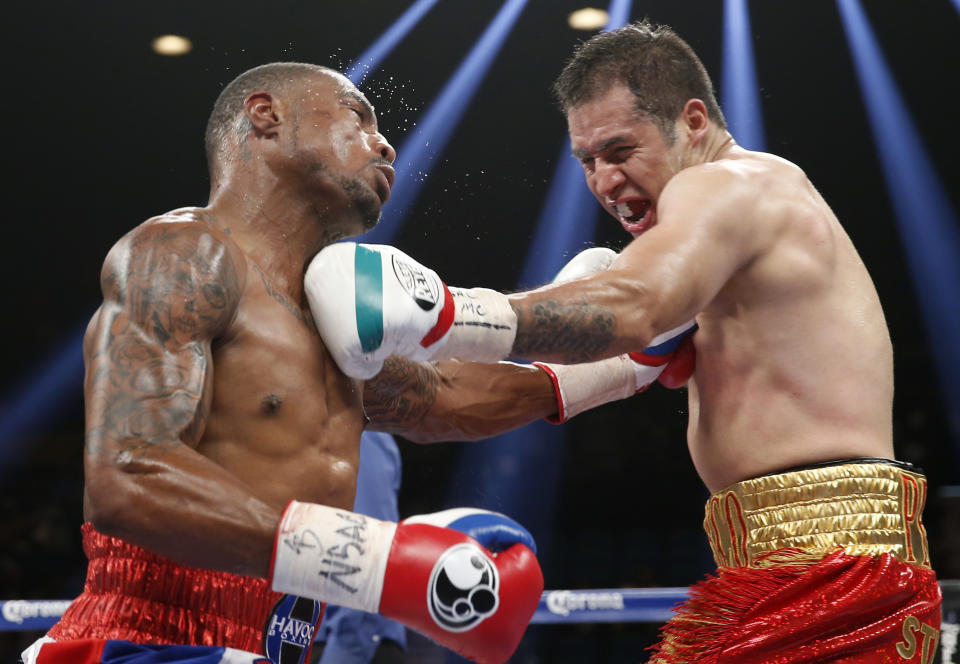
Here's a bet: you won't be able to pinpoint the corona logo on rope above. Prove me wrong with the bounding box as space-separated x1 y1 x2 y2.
545 590 625 617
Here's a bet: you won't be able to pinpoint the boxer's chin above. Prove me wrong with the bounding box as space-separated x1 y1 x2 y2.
341 177 382 231
355 196 381 231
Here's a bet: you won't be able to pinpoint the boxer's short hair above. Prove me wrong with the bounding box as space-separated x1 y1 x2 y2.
204 62 334 178
553 19 726 143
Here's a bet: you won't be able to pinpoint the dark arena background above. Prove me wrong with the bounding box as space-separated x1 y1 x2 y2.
2 1 959 662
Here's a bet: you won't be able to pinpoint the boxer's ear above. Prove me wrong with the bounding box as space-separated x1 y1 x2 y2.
243 91 281 139
680 98 710 147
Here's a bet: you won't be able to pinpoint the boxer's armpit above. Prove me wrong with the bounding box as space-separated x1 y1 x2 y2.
85 223 242 461
362 355 440 431
511 299 616 364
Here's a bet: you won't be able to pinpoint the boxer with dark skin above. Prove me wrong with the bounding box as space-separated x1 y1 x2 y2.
80 63 556 581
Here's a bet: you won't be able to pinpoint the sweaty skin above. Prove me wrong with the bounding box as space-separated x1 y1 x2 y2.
82 69 556 579
507 83 894 492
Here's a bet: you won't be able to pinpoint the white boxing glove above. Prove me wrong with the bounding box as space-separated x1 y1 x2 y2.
551 246 618 283
305 243 517 379
531 247 697 423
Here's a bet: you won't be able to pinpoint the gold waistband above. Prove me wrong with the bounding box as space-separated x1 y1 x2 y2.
704 460 931 569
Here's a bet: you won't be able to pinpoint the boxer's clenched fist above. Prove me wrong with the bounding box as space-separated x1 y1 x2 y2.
272 503 543 664
532 247 697 422
305 243 516 378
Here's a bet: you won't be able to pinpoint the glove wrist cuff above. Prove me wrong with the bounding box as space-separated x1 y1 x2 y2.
271 501 397 611
435 287 517 362
535 356 663 423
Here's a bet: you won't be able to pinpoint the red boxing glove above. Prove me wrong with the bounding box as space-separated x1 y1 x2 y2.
380 523 542 664
656 334 695 389
271 502 543 664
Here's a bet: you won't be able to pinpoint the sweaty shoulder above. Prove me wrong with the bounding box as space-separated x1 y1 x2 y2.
664 149 806 210
99 207 247 343
659 150 820 253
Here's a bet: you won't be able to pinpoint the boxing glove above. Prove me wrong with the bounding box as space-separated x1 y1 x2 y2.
532 247 697 423
550 246 618 282
271 503 542 664
534 320 697 422
305 243 516 379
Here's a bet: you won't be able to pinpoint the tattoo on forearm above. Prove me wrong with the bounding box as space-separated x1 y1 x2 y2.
85 225 239 461
362 356 439 429
511 300 616 363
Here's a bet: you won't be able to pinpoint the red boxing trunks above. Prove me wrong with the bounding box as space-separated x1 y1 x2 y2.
650 458 943 663
42 524 322 664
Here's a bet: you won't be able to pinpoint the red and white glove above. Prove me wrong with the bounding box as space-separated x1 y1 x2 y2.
531 247 697 423
271 503 543 664
534 322 696 422
305 243 517 379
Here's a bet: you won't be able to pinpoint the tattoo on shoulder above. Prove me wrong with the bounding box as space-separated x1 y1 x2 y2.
363 356 439 429
511 300 615 363
122 224 241 341
85 224 240 461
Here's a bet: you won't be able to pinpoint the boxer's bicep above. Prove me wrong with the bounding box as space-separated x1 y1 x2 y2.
84 223 241 466
363 358 556 442
507 169 769 362
613 168 773 334
82 226 285 571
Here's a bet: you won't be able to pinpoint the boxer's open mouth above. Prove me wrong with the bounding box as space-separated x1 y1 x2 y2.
613 199 655 234
614 199 650 223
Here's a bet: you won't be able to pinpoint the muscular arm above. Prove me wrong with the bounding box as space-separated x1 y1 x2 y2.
363 356 558 442
83 219 280 577
508 165 770 363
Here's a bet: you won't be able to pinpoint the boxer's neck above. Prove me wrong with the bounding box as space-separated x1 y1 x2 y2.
207 181 354 297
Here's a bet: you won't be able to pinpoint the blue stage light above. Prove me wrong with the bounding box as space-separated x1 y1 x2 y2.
721 0 766 151
517 139 601 289
360 0 530 244
837 0 960 460
0 325 85 478
346 0 442 84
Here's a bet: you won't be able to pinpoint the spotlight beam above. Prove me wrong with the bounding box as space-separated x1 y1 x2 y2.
517 139 600 289
721 0 766 151
837 0 960 461
0 326 86 479
361 0 530 244
346 0 442 84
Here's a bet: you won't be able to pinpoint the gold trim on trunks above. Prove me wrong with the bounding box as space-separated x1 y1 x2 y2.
704 461 930 569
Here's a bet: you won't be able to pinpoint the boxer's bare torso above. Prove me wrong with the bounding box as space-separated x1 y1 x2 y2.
681 151 894 491
81 206 555 576
510 83 895 492
81 208 365 574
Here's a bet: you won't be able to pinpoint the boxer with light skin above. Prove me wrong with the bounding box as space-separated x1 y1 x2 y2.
309 21 942 662
26 62 693 664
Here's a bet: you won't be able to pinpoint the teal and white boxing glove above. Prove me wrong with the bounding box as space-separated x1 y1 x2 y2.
305 243 516 379
530 247 697 423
